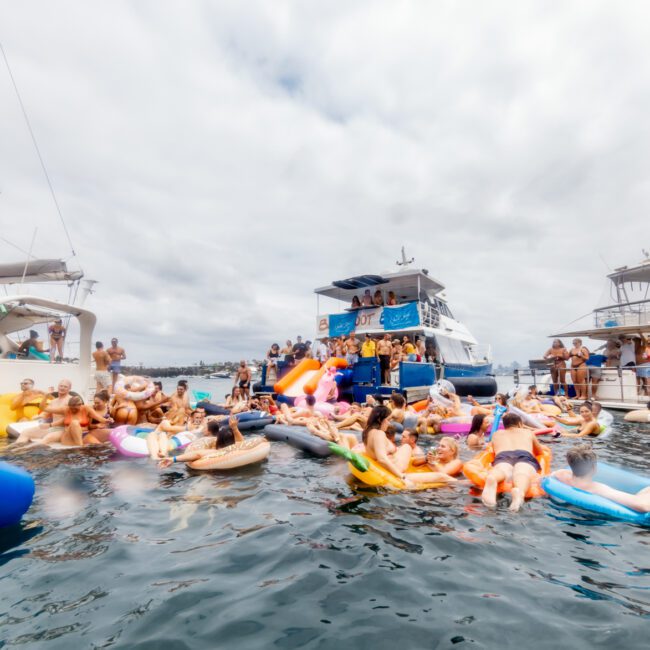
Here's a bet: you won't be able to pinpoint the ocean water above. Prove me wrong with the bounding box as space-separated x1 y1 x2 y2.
1 379 650 649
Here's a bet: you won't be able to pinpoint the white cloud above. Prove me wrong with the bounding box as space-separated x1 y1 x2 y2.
1 0 648 365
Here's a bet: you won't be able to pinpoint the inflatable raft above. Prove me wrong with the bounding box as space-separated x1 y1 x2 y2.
187 436 270 470
542 462 650 525
463 443 552 498
329 443 450 490
235 411 275 431
110 425 195 458
262 424 332 457
0 462 35 527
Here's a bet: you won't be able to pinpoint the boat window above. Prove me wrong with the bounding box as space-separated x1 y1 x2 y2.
435 335 471 364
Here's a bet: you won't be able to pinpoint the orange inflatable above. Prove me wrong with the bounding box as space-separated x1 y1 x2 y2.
303 357 348 395
411 399 429 412
462 443 552 499
274 359 320 394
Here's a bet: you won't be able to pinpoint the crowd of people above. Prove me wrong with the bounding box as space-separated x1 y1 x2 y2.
266 332 433 385
543 334 650 399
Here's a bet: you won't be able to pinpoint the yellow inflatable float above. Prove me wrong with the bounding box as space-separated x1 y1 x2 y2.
329 443 451 490
0 393 42 437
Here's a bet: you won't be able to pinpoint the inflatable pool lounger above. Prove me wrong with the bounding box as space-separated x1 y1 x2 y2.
542 462 650 526
262 424 332 457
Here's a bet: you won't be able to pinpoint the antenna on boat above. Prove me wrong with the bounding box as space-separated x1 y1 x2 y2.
396 246 415 269
77 279 97 306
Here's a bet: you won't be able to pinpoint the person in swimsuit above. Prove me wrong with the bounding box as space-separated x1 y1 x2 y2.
424 437 463 475
544 339 569 396
402 430 426 465
361 290 373 307
377 334 393 385
40 395 110 446
569 338 590 401
157 416 243 468
11 379 75 445
147 407 208 459
386 291 397 306
48 319 66 362
234 360 252 399
350 295 361 310
92 341 112 393
265 343 281 383
373 290 384 306
281 340 294 366
83 390 114 444
466 392 508 416
480 412 545 512
553 403 602 437
466 413 491 448
554 444 650 512
10 378 44 420
345 332 360 366
107 338 126 392
363 406 458 486
17 330 44 358
164 382 192 425
388 393 419 430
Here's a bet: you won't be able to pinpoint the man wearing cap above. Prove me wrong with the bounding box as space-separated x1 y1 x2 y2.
107 338 127 391
48 318 66 362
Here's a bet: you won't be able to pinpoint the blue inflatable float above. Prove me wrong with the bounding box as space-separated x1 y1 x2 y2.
542 462 650 526
0 461 35 527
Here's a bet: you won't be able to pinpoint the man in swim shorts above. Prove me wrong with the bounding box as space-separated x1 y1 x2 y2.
234 360 252 399
554 444 650 512
344 331 360 366
376 334 393 385
92 341 112 393
107 338 126 391
481 412 545 512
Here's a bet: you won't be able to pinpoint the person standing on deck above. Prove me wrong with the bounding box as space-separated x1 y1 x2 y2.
292 336 308 362
376 334 392 385
361 333 376 359
345 331 361 366
315 338 329 364
92 341 112 393
234 360 252 400
48 318 66 362
107 338 127 392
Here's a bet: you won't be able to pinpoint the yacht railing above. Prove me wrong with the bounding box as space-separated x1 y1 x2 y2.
418 302 440 328
594 299 650 328
514 362 650 405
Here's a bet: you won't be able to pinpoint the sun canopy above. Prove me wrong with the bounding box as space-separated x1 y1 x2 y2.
315 269 445 303
608 260 650 285
0 259 83 285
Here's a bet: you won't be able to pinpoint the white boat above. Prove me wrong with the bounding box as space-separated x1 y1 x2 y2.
516 254 650 410
0 259 97 399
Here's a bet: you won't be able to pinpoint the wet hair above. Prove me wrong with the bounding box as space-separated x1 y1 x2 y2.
566 443 597 477
404 430 419 443
391 393 406 408
305 395 316 406
502 413 523 428
95 390 110 402
207 420 235 448
154 381 163 390
362 405 392 445
468 414 487 436
68 395 83 408
439 436 459 458
95 341 104 349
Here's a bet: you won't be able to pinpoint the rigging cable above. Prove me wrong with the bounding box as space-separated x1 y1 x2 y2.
0 40 76 259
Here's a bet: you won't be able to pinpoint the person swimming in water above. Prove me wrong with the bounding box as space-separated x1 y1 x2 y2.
553 444 650 513
480 412 545 512
466 413 491 448
552 403 602 438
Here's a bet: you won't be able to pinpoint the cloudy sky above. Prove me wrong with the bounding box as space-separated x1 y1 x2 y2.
1 1 648 366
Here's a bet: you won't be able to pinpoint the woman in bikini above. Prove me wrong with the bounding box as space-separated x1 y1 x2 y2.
553 403 602 438
363 406 459 486
41 396 110 446
281 340 294 367
84 390 114 444
48 318 66 362
466 414 492 448
569 338 590 401
425 437 464 476
544 339 569 396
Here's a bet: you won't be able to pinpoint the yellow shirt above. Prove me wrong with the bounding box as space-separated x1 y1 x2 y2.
361 340 376 358
403 342 416 355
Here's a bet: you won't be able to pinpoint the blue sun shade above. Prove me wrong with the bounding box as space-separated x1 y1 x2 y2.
332 275 388 290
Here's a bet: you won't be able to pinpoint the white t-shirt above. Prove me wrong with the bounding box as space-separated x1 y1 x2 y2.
620 342 636 366
316 342 329 363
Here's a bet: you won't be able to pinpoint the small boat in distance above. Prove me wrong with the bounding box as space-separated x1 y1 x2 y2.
209 372 232 379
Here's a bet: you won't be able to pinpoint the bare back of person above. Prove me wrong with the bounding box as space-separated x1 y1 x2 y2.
93 349 111 371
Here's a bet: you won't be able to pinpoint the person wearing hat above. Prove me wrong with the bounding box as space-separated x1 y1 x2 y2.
48 318 66 363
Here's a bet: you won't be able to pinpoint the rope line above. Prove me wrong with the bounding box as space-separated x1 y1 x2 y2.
0 40 76 258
